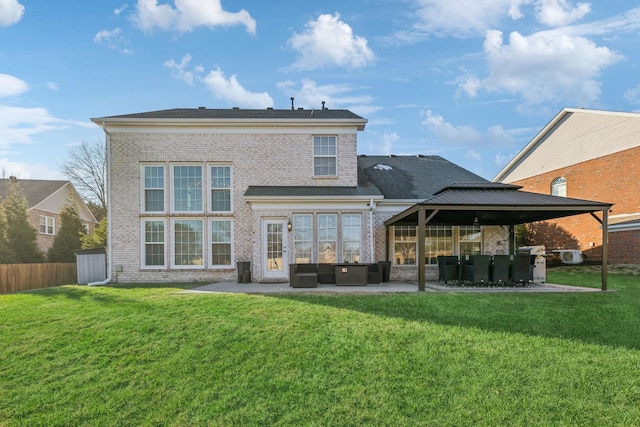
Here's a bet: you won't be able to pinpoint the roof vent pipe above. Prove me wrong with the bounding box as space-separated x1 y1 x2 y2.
321 101 326 110
290 97 294 111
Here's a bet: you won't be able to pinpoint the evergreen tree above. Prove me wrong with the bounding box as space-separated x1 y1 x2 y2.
48 203 86 262
81 217 107 249
0 201 15 263
1 182 44 263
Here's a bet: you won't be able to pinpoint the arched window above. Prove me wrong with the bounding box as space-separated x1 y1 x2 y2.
551 177 566 197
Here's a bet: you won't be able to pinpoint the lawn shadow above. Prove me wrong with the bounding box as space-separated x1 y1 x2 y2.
274 289 640 351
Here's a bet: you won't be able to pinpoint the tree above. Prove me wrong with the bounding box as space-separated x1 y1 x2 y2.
0 201 15 263
61 141 106 221
81 217 107 249
48 203 86 262
1 181 44 263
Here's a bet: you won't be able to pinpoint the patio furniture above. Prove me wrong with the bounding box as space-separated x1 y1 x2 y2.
367 263 381 284
289 263 318 288
461 255 491 286
491 255 511 285
334 264 368 285
512 253 533 285
317 263 335 284
437 255 460 284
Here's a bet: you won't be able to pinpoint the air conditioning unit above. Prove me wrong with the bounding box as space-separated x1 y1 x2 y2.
554 250 583 265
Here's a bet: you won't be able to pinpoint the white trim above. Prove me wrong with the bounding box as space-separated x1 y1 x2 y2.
140 163 167 214
39 215 55 235
313 135 338 177
171 218 205 269
209 218 234 268
171 164 204 214
207 163 233 214
140 218 168 269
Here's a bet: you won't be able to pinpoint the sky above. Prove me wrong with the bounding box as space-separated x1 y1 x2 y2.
1 0 640 181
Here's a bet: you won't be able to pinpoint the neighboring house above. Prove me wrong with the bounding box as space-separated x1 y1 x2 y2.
494 108 640 263
92 107 513 284
0 177 98 255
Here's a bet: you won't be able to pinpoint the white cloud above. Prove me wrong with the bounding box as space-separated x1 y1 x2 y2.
422 110 516 146
460 29 622 106
0 105 70 147
287 13 374 70
94 28 134 54
202 67 272 108
164 54 197 85
114 4 128 16
535 0 590 26
0 73 28 98
132 0 256 35
277 79 377 114
0 0 24 27
0 158 61 180
624 84 640 104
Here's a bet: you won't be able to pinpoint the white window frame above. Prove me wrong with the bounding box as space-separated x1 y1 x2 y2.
317 213 338 264
341 213 362 263
313 136 337 177
393 225 417 265
293 214 313 263
141 164 166 213
551 176 567 197
171 164 204 214
141 219 167 269
171 218 205 269
208 164 233 214
39 215 55 235
209 219 234 268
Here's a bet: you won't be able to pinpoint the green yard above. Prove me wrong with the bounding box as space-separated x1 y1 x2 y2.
1 267 639 425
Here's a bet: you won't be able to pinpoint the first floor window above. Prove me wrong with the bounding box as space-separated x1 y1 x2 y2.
39 216 55 235
342 214 361 263
173 219 203 267
293 214 313 263
210 219 232 266
318 214 337 263
394 226 416 265
425 226 453 265
459 226 482 258
143 220 165 267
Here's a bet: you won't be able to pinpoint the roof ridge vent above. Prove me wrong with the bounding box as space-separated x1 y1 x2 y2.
198 106 206 109
232 106 240 110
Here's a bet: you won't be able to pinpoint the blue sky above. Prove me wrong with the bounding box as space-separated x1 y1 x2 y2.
1 0 639 181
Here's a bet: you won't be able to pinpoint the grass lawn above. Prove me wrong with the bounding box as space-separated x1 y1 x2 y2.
1 267 640 425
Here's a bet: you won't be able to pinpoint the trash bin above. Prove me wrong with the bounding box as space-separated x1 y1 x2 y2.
237 261 251 283
377 261 391 282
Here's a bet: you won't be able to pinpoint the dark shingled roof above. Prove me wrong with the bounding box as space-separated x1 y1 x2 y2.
357 155 489 199
93 107 365 121
0 179 68 208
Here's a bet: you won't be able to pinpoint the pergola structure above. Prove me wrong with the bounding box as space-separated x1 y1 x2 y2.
384 183 613 291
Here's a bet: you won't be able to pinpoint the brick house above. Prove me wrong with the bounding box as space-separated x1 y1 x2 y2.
0 177 97 255
93 107 530 284
494 108 640 264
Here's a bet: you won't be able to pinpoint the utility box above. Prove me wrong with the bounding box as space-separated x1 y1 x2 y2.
76 248 107 285
533 255 546 284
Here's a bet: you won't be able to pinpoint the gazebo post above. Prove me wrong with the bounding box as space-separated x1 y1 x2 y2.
418 207 426 292
602 209 608 291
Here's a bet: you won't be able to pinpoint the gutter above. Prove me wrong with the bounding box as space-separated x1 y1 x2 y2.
369 198 376 263
89 121 112 286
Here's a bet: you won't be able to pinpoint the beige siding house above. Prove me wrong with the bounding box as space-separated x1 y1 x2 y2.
92 107 507 284
0 177 98 255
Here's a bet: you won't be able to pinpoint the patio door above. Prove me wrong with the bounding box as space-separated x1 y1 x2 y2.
262 219 288 280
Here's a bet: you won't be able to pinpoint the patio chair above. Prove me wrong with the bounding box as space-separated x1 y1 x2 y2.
437 256 460 284
461 255 491 286
512 253 533 285
289 264 318 288
367 263 381 284
491 255 511 285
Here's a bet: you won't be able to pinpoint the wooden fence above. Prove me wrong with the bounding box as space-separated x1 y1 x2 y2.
0 263 77 294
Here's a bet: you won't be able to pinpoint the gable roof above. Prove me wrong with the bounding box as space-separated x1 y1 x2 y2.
357 155 489 200
0 178 68 208
92 107 367 130
494 108 640 182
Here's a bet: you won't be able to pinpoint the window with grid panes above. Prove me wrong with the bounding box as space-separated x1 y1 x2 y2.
424 226 453 265
210 219 232 266
394 226 416 265
143 165 165 212
293 214 313 263
459 226 482 258
143 220 165 267
313 136 337 176
342 214 361 263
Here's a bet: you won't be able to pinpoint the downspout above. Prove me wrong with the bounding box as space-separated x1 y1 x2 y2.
369 199 375 263
89 121 112 286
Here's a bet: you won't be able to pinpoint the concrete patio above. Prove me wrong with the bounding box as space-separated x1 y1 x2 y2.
180 281 604 294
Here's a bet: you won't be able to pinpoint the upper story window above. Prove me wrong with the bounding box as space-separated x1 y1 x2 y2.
142 165 165 212
173 165 203 213
551 177 566 197
39 216 55 235
209 165 232 213
313 136 337 177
